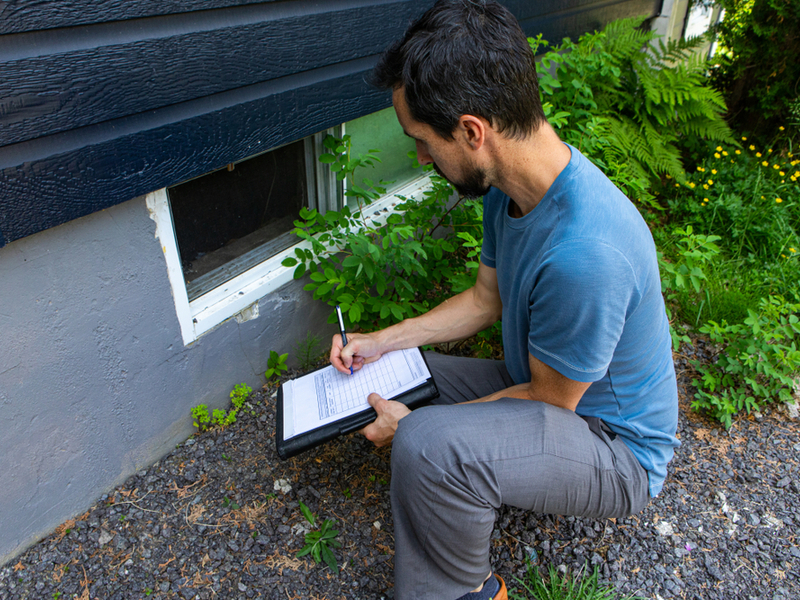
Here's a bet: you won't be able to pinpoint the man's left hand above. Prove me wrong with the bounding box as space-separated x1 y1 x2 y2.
359 393 411 447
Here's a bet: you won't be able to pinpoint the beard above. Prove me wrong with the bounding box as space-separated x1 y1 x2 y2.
433 163 491 199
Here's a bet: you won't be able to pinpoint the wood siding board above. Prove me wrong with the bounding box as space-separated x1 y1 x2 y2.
0 0 283 35
0 1 427 146
0 68 390 245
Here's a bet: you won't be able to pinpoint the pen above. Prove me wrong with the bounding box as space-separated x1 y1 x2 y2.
335 304 353 374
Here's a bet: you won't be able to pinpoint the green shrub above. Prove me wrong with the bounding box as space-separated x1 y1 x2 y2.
692 295 800 428
282 135 467 330
531 16 734 195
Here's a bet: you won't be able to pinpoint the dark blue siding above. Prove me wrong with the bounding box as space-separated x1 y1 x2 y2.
0 0 660 247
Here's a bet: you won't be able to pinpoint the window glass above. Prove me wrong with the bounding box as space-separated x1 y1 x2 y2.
346 107 417 204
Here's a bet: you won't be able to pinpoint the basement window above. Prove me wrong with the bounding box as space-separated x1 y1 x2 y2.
147 108 427 345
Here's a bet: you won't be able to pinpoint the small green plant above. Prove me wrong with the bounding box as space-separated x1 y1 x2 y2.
145 589 153 597
222 496 240 510
293 332 322 372
191 382 252 431
222 453 232 463
691 294 800 428
265 350 289 381
191 404 211 430
297 500 341 573
342 487 352 499
510 563 643 600
230 383 252 409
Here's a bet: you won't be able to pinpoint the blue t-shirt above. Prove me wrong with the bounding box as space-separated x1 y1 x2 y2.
481 144 679 497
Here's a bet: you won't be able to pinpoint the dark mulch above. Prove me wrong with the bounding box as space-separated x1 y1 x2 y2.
1 343 799 600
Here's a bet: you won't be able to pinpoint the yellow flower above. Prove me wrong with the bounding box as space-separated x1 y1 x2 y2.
782 254 787 258
723 151 729 156
776 198 783 203
689 182 696 189
711 169 717 174
714 153 721 159
704 198 709 202
703 184 709 190
716 146 723 152
697 166 704 172
666 174 672 179
708 179 714 185
761 196 766 199
756 152 762 157
675 183 680 187
795 171 800 177
773 164 780 169
789 152 794 158
780 126 785 131
768 149 773 153
735 150 741 155
749 145 755 151
791 248 797 253
780 171 785 176
763 161 769 167
742 136 747 141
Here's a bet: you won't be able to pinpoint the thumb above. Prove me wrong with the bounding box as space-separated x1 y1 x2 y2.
367 392 387 411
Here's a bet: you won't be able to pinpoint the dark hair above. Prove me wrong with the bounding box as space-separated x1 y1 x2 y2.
372 0 545 140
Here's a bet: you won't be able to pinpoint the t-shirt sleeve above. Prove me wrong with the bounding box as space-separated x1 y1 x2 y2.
528 239 639 383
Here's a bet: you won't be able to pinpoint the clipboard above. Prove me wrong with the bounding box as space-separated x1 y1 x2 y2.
275 348 438 460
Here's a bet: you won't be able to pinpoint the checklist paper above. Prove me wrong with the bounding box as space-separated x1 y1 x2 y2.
282 348 431 440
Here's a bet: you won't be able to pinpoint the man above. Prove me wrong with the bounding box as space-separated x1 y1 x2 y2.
329 2 679 598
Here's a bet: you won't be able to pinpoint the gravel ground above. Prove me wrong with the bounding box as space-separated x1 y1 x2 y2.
2 345 799 600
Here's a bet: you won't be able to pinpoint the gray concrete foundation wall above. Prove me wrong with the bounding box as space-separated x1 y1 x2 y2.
0 196 335 564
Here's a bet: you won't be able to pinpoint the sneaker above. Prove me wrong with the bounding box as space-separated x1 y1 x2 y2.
491 574 507 600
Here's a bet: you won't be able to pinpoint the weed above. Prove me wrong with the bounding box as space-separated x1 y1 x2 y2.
297 501 341 573
342 488 352 499
191 383 252 432
222 453 232 463
510 563 643 600
265 350 289 381
293 332 322 372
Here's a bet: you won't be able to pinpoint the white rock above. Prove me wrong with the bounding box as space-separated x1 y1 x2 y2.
273 479 292 494
373 521 381 530
98 529 114 547
655 521 675 536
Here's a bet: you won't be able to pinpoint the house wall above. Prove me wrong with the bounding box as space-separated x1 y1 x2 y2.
0 195 336 564
0 0 672 566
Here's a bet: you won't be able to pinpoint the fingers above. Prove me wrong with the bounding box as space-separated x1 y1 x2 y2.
359 394 411 447
329 333 380 375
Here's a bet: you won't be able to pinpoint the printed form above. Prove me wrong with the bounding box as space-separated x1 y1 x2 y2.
283 348 430 439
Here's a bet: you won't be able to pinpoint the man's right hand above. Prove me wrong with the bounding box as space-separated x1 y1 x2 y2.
330 332 386 375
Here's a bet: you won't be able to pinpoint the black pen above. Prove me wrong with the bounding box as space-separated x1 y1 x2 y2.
335 304 353 374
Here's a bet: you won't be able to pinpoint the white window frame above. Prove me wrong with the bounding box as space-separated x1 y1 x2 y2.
146 155 431 345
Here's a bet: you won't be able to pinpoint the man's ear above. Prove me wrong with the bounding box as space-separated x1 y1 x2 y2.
457 115 487 151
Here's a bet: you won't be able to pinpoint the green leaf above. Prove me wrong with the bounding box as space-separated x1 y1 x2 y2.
293 263 307 279
299 501 316 526
319 153 336 164
321 543 338 573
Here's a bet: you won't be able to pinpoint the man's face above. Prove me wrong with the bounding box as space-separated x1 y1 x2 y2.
392 87 491 199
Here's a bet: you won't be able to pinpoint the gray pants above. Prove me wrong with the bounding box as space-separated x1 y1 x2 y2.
391 353 650 599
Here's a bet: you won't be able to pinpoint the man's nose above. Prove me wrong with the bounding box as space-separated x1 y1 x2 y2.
415 141 433 166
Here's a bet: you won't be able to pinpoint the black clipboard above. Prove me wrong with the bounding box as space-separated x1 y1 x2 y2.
275 348 438 460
